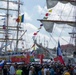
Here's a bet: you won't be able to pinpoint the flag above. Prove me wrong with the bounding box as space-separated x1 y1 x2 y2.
31 50 36 55
57 41 65 65
43 16 48 20
48 9 52 13
33 32 37 35
45 13 49 16
38 54 44 64
0 60 5 69
16 14 24 22
37 30 39 33
40 24 43 26
20 14 24 22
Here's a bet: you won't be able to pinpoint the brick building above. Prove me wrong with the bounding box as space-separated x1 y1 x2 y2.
60 44 75 55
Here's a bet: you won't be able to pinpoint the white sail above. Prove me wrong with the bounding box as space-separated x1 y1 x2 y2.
40 20 54 33
46 0 76 8
46 0 58 8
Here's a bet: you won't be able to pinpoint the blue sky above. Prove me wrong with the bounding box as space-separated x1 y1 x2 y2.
0 0 75 50
21 0 74 48
22 0 46 25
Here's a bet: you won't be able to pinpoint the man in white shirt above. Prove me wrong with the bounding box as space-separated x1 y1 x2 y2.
29 66 34 75
9 64 16 75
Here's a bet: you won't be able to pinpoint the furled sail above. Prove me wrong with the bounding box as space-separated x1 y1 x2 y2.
46 0 76 8
38 19 76 27
39 19 54 33
46 0 58 8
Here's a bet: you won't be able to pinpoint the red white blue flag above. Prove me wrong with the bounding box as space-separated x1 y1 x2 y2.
0 60 5 69
57 41 65 65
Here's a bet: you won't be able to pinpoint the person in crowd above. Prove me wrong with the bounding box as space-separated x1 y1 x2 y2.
41 65 45 75
34 64 41 75
55 68 61 75
38 65 42 75
9 64 16 75
32 66 36 75
2 65 8 75
73 66 76 75
38 68 42 75
62 67 70 75
22 64 29 75
29 66 34 75
16 65 24 75
44 65 50 75
49 65 55 75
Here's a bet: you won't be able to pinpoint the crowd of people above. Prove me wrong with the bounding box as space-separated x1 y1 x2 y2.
1 61 76 75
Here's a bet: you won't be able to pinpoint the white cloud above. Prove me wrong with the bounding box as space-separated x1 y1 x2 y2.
23 23 37 32
36 5 47 14
24 12 32 21
1 2 17 9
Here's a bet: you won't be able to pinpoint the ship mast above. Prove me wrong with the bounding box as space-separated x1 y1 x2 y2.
69 6 76 56
16 0 20 53
0 0 23 54
5 0 9 54
38 0 76 56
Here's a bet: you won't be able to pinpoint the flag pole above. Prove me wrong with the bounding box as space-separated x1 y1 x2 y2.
16 0 20 53
5 0 9 54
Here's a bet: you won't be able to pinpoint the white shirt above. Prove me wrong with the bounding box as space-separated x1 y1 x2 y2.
9 65 15 75
44 68 49 75
29 70 32 75
73 68 76 73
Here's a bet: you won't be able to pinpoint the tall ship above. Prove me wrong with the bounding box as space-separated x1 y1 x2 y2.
0 0 76 64
0 0 25 59
35 0 76 63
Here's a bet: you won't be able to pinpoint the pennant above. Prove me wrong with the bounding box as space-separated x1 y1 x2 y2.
57 41 65 65
33 32 37 35
31 50 35 55
45 13 49 16
37 30 39 33
48 9 52 13
43 17 48 19
40 24 43 26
